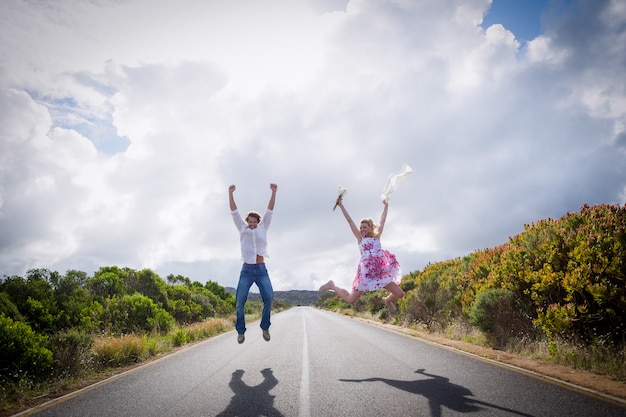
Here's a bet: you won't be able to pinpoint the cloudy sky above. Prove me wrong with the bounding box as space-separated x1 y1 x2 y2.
1 0 625 292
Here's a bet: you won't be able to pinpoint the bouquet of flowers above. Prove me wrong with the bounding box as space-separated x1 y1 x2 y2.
333 187 348 211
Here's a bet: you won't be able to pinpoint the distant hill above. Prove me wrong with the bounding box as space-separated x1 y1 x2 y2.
225 287 321 306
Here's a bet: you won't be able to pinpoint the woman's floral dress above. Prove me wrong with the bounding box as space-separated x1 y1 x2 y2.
352 237 401 291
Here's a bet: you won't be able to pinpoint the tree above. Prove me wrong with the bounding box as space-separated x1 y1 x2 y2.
0 291 24 322
124 269 169 308
88 269 126 300
53 270 92 330
0 270 59 333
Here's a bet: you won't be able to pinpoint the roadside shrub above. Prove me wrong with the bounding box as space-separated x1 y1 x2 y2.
315 293 344 310
404 275 456 330
143 336 171 356
191 292 218 318
48 329 94 378
244 300 263 315
172 328 189 346
468 288 534 349
102 294 174 334
0 314 53 381
363 291 385 315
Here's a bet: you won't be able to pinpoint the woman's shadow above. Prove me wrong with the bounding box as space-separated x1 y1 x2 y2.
217 368 284 417
340 368 534 417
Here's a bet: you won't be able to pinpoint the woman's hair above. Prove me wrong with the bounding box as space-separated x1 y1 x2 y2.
246 211 261 222
360 218 378 238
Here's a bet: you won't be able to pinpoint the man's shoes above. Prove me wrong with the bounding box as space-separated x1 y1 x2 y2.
262 329 270 341
237 333 245 344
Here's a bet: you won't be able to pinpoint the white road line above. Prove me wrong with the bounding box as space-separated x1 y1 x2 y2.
299 313 311 417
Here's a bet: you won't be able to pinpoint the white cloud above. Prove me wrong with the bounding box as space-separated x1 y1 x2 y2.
1 0 625 291
526 36 570 65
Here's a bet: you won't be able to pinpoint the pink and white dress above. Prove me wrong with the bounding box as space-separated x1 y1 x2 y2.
352 237 401 292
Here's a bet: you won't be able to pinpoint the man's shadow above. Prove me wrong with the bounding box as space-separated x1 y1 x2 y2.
340 369 534 417
217 368 284 417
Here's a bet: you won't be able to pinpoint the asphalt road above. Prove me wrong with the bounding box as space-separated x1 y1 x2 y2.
20 307 626 417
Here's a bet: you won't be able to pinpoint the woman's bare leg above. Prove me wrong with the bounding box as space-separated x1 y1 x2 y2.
383 282 404 312
319 280 363 304
384 282 404 300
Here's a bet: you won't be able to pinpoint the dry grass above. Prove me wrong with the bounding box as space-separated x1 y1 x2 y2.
92 334 147 368
473 335 624 382
178 319 232 344
92 318 235 366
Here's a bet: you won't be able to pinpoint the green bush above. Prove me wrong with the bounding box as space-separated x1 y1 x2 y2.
48 329 94 378
404 274 457 330
468 288 534 349
0 292 24 322
169 299 203 324
172 328 189 346
0 314 53 380
102 294 174 334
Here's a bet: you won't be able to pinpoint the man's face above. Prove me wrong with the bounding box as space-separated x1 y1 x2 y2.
246 217 259 229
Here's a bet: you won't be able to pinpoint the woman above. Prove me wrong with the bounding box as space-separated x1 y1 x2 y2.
319 196 404 312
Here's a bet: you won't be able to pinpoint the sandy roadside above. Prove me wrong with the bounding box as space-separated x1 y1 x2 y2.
358 316 626 406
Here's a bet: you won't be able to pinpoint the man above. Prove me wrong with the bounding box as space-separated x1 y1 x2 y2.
229 183 277 344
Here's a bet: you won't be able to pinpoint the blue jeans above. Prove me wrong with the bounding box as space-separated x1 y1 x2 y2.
235 263 273 335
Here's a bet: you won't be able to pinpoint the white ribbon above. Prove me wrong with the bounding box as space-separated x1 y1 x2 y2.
381 163 413 201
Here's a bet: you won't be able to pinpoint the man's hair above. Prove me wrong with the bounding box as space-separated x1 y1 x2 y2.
246 211 261 222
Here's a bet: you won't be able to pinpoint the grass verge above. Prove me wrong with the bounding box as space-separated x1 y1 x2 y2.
0 317 238 417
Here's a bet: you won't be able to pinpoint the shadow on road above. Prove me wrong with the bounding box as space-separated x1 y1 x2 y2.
216 368 284 417
340 368 535 417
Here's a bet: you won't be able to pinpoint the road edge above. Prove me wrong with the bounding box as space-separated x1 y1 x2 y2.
351 314 626 409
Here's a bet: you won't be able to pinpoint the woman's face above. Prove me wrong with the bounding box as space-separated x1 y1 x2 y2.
360 221 371 237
